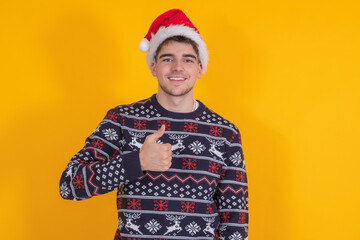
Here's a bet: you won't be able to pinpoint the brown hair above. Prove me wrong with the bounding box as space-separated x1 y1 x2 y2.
154 36 200 62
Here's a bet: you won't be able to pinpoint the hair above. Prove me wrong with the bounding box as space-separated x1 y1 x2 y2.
154 35 200 62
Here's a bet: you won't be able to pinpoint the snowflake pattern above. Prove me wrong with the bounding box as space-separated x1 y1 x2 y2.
102 128 118 141
238 212 246 224
91 139 104 149
185 221 201 236
72 174 84 189
106 111 119 122
236 171 246 182
220 169 226 180
145 219 162 234
182 158 197 170
229 151 241 166
117 198 123 209
189 140 206 155
206 203 214 214
229 132 237 143
134 119 146 129
59 182 70 198
184 122 198 132
209 162 221 174
220 212 230 223
154 200 168 211
209 126 223 137
229 232 243 240
181 201 195 213
127 198 142 210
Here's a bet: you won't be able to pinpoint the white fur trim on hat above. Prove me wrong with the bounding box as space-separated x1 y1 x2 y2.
139 38 150 52
145 25 208 74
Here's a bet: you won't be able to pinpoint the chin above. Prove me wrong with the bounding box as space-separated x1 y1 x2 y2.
160 85 193 97
165 89 193 97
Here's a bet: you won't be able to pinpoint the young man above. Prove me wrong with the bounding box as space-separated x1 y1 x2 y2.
60 9 248 240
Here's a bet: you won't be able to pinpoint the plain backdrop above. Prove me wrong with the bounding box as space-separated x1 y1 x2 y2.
1 0 359 239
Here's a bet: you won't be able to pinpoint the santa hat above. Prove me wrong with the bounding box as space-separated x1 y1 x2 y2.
139 9 208 73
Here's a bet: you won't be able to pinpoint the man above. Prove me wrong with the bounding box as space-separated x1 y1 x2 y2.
60 9 248 240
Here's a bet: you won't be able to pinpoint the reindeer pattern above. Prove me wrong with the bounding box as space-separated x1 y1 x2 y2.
124 130 227 164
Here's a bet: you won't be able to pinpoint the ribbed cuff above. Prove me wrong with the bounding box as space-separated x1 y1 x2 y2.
121 151 145 181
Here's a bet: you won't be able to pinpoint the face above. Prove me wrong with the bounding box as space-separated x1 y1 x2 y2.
151 41 202 97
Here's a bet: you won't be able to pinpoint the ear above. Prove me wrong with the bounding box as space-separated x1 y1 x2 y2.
151 62 157 77
197 62 203 78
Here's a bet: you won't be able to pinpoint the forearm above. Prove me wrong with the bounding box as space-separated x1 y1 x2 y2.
216 167 249 239
216 130 249 239
59 151 143 200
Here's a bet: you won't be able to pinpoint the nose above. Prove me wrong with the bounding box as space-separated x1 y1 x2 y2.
171 60 184 72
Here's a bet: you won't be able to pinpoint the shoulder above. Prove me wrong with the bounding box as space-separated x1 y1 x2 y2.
198 102 242 143
98 96 153 125
109 96 154 115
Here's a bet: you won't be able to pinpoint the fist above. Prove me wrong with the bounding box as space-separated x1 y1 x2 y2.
139 125 172 171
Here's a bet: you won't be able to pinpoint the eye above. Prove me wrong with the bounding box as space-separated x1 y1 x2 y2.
162 58 172 62
184 59 194 63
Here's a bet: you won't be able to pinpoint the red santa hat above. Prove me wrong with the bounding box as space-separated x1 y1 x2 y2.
139 9 208 73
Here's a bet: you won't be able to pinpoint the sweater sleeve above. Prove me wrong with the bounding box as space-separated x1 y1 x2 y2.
59 108 145 201
214 130 249 240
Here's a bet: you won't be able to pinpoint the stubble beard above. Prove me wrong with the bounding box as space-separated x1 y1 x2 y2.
159 82 194 97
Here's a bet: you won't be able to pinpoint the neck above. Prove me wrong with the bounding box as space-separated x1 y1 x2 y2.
156 91 195 113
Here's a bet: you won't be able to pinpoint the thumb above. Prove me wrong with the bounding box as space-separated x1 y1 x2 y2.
149 124 165 142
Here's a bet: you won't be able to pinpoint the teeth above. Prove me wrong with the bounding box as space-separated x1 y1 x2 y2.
169 77 186 80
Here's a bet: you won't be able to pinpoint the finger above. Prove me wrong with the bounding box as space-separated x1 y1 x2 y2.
165 160 172 170
164 143 172 151
160 160 171 171
163 155 172 164
161 152 169 160
148 124 165 142
164 148 172 156
162 143 172 152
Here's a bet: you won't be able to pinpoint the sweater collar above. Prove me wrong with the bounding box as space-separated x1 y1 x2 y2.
150 94 205 119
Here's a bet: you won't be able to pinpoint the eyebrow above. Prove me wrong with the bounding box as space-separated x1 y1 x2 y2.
159 53 197 60
183 54 197 59
159 54 174 59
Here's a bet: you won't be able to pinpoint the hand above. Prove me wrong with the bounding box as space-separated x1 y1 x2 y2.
139 125 172 171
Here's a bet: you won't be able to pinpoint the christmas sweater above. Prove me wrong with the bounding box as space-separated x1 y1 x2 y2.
59 94 249 240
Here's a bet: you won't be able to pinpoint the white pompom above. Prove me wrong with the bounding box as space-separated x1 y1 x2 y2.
139 38 150 52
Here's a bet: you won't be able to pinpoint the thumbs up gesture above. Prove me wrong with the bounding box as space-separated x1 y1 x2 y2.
139 125 172 171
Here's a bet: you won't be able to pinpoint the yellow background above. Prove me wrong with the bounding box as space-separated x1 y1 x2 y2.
1 0 359 239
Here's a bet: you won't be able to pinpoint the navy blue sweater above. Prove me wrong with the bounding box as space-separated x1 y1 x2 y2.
60 94 248 240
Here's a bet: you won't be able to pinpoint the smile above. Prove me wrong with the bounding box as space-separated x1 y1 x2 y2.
168 77 187 81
